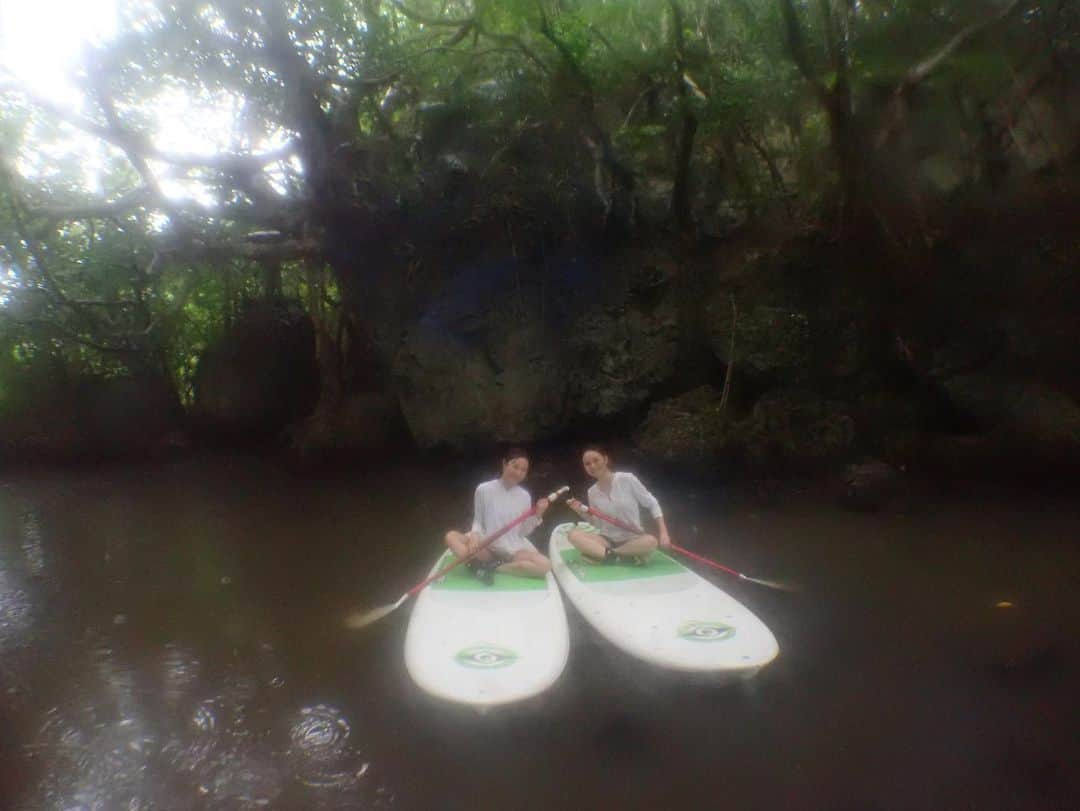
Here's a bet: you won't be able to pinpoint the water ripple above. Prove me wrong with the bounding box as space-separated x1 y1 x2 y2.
211 753 283 807
161 698 221 780
287 704 365 791
31 704 162 811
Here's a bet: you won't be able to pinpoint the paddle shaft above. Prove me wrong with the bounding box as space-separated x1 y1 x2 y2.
580 504 742 579
578 503 648 537
667 544 741 578
407 485 568 597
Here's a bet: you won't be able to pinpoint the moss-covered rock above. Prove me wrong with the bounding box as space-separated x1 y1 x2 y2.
636 385 858 471
740 389 857 471
630 384 859 468
942 374 1080 457
706 299 812 377
566 300 680 419
393 315 566 449
289 392 405 458
843 460 906 511
191 302 319 441
702 243 875 389
0 374 182 462
634 385 735 463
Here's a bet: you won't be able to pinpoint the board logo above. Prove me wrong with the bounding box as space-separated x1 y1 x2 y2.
677 620 736 642
454 644 519 669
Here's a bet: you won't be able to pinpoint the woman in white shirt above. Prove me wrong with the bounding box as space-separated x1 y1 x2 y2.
444 447 552 583
566 447 671 563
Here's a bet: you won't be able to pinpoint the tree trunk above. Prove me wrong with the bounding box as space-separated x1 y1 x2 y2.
672 114 699 230
304 261 343 410
262 259 282 301
670 0 698 232
822 82 862 229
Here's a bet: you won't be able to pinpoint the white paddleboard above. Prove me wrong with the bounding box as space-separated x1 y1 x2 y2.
550 522 779 676
404 551 570 707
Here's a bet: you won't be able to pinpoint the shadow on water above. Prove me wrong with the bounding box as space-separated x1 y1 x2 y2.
0 453 1078 809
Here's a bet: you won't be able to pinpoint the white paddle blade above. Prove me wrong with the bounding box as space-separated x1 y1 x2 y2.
345 594 408 629
740 574 800 592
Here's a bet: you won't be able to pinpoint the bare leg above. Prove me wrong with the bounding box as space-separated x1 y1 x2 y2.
444 530 494 563
610 534 658 557
567 528 611 561
494 549 551 578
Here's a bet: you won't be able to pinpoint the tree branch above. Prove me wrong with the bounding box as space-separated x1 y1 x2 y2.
905 0 1022 86
670 0 698 230
28 188 154 222
777 0 823 92
0 80 296 173
10 317 140 356
95 90 175 213
476 26 550 74
876 0 1024 148
154 237 322 263
2 181 98 323
254 2 334 184
389 1 471 27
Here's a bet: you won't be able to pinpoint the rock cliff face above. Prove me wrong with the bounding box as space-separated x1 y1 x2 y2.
383 253 685 450
0 374 183 462
191 302 320 441
174 180 1080 478
379 218 1079 476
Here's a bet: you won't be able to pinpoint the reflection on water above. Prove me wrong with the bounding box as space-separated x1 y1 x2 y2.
161 642 202 709
0 567 34 709
0 456 1077 809
0 568 33 638
18 507 46 577
0 459 408 810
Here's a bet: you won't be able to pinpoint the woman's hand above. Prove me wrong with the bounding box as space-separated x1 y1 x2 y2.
566 498 586 516
658 530 672 550
535 497 550 518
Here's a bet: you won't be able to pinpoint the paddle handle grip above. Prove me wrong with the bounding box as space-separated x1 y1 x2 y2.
408 485 568 596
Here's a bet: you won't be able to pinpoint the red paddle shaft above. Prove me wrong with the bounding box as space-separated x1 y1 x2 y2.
581 503 741 579
666 543 741 578
408 485 569 596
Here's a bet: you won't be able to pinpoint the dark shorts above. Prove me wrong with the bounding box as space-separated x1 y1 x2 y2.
601 535 632 550
576 523 635 550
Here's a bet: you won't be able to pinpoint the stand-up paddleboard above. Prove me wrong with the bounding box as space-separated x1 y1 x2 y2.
550 522 779 676
404 551 570 706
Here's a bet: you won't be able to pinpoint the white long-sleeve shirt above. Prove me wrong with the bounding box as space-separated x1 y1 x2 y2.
587 472 663 542
469 479 540 550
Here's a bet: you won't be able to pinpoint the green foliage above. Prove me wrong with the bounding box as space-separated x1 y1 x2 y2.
0 0 1065 418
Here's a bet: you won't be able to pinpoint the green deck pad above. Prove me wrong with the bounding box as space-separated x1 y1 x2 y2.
430 553 548 591
559 548 686 582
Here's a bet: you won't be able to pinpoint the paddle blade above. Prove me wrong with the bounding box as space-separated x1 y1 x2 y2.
740 574 800 592
344 595 407 629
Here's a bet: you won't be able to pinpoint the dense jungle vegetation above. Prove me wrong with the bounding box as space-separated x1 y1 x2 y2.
0 0 1076 472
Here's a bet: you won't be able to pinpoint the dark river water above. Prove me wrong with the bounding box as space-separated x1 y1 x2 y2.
0 452 1077 810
